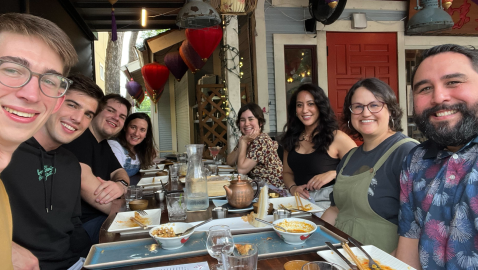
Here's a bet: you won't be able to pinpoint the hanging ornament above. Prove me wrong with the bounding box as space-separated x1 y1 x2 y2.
135 90 145 107
179 40 206 73
141 63 169 104
164 52 189 81
108 0 118 41
442 0 453 9
326 0 338 8
185 26 223 62
125 78 142 98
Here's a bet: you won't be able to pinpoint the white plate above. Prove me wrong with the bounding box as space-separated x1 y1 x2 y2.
212 199 255 212
107 209 161 234
137 176 168 187
317 245 416 270
218 165 235 172
203 159 215 164
190 215 274 234
269 197 325 215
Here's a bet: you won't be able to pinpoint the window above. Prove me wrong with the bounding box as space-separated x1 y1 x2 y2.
284 45 317 103
99 63 105 81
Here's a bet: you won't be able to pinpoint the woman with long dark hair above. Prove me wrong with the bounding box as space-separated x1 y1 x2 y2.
226 103 285 189
108 113 157 176
281 84 356 207
321 78 418 253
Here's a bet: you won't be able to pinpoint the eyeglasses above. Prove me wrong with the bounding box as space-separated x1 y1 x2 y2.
0 60 72 98
349 101 385 115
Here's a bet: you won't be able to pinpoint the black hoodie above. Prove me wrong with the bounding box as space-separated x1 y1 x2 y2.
1 137 90 270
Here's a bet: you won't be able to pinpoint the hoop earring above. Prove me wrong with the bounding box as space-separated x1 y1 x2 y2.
348 121 350 129
391 118 395 129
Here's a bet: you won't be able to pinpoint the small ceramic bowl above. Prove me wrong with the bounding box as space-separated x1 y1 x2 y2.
272 218 317 245
149 223 195 250
129 199 148 211
156 163 165 170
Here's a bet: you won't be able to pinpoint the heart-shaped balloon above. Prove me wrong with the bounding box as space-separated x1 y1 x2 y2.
144 80 165 104
179 40 206 73
141 63 169 103
164 52 189 81
125 78 142 98
185 26 223 62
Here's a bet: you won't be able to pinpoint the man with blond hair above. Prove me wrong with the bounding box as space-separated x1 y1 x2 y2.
0 13 77 269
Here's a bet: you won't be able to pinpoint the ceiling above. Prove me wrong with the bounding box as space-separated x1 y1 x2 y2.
69 0 187 33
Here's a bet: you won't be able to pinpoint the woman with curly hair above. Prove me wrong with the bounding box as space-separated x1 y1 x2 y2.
321 78 418 253
108 113 157 176
281 84 356 207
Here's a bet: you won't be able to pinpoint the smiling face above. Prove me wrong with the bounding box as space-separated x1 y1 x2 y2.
91 99 128 141
239 109 261 135
125 118 148 148
37 90 98 150
296 90 319 128
413 52 478 146
350 87 391 140
0 32 65 149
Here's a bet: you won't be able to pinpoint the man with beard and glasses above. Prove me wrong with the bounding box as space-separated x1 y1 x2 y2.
396 44 478 270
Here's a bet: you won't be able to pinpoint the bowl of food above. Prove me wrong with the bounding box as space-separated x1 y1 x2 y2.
149 223 195 249
129 199 148 211
272 218 317 245
157 163 165 171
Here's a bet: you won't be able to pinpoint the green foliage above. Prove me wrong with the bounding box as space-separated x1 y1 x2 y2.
134 95 152 116
136 29 169 47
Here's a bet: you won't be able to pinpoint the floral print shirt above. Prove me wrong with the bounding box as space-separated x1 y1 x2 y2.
238 133 285 188
398 136 478 269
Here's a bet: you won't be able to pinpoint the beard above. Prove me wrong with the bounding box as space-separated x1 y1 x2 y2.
413 102 478 147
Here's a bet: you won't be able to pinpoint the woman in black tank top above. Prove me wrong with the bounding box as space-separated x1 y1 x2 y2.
280 84 356 202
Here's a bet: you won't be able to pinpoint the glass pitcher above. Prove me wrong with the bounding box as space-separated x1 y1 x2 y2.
185 144 209 211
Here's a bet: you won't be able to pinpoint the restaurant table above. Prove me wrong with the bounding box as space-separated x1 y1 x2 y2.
93 173 353 270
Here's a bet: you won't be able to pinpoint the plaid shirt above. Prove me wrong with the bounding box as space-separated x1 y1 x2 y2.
399 136 478 269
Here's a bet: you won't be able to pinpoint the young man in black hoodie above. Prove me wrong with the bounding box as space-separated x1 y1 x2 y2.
1 74 104 270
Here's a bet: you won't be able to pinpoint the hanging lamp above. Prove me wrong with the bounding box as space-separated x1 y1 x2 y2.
176 0 221 29
407 0 454 35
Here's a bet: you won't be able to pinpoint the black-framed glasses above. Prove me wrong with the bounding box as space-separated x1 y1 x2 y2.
349 101 385 115
0 60 72 98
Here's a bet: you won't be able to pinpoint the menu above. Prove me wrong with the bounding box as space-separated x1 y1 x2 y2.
139 261 210 270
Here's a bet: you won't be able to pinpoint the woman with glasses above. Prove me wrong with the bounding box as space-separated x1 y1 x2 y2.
281 84 356 208
321 78 418 253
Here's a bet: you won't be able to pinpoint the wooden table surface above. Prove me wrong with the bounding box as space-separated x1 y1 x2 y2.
95 173 351 270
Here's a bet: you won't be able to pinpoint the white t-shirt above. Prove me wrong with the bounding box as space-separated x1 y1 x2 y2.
107 140 140 175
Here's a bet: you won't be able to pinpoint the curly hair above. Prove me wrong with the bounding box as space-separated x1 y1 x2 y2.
342 78 403 140
236 103 266 133
116 113 157 169
281 84 338 153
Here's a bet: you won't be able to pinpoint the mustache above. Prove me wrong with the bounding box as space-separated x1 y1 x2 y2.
419 103 465 119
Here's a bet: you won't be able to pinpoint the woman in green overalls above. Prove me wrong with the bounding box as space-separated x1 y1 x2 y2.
321 78 418 253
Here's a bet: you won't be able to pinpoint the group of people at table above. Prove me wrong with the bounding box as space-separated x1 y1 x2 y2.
0 12 476 270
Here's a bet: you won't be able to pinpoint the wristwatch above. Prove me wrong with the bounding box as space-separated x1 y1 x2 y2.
113 179 129 187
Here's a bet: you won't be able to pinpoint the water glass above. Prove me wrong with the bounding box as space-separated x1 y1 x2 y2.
206 225 234 270
125 185 137 210
207 164 218 176
166 193 187 221
178 153 187 163
301 262 345 270
170 163 180 179
222 242 258 270
136 186 144 199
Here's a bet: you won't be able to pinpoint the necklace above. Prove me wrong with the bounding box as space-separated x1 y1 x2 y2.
301 131 313 142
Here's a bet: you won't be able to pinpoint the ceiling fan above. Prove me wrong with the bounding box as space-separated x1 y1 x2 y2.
309 0 347 25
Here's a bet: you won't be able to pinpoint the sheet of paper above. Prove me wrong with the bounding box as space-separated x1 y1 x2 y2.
139 261 210 270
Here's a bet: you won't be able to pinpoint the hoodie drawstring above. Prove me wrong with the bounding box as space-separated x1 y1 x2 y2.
40 149 55 213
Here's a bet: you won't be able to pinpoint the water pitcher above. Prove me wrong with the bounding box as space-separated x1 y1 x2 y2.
185 144 209 211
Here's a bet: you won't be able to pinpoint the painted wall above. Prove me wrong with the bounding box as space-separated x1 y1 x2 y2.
94 32 108 92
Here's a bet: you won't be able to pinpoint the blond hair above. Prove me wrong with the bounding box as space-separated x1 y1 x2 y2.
0 13 78 75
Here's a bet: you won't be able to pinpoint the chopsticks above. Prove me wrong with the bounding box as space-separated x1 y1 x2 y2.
294 192 305 210
130 217 148 229
342 242 366 270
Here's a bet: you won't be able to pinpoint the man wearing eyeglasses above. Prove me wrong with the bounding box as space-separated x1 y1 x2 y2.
2 74 104 270
0 13 77 270
397 44 478 269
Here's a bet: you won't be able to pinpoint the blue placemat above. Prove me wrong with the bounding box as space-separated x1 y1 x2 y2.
84 227 341 269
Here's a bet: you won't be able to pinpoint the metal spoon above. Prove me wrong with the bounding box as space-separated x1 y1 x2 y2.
175 218 213 236
254 218 289 232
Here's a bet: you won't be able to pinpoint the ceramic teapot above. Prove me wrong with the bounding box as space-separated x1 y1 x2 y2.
223 175 259 209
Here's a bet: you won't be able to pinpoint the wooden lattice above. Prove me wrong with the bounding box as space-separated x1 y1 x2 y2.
197 84 228 159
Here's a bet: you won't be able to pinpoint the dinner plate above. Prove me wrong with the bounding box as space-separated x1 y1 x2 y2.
139 164 166 173
107 209 161 234
190 215 275 233
137 176 168 187
218 165 235 172
269 197 325 215
317 245 416 270
212 199 255 212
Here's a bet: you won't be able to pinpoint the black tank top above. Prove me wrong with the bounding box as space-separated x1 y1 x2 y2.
288 147 340 187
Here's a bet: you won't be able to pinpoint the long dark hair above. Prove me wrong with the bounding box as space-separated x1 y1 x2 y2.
117 113 157 169
342 78 403 140
281 84 338 153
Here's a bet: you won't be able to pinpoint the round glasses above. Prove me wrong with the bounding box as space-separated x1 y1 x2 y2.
349 101 385 115
0 60 72 98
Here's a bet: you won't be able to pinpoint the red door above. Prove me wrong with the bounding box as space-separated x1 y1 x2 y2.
327 32 398 126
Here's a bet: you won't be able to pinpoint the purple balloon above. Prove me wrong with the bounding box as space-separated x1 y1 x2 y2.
164 52 189 81
126 79 142 98
180 40 206 73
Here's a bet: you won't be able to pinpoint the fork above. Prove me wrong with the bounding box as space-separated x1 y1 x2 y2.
136 210 148 216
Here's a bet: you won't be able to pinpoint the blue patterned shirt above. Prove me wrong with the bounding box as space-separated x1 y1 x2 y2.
398 136 478 269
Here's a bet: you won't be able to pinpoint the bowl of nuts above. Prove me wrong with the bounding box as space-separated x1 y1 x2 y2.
149 223 195 249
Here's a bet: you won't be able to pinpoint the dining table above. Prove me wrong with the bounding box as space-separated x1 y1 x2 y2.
91 169 353 270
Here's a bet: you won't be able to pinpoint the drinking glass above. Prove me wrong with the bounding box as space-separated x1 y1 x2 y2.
166 193 187 221
206 225 234 270
207 164 218 176
125 185 137 210
136 186 144 199
209 146 222 164
301 262 345 270
222 242 258 270
170 163 180 181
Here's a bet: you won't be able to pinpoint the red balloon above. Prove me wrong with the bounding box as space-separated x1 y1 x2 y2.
144 80 165 104
141 63 169 103
179 40 205 73
186 26 223 62
135 90 145 106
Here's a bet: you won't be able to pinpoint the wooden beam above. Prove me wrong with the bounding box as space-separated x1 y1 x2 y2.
75 2 184 9
84 15 177 21
88 24 178 31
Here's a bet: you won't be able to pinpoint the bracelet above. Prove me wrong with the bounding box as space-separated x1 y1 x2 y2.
288 185 297 193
